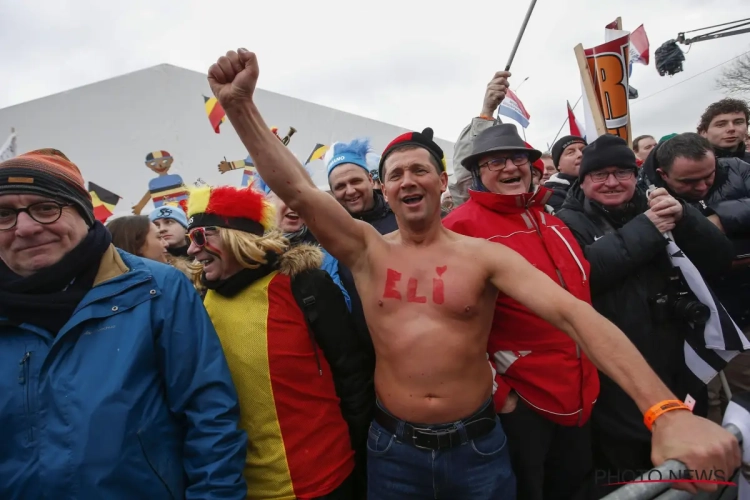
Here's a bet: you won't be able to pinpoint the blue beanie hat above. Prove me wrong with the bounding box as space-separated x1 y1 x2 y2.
149 205 188 228
325 138 372 178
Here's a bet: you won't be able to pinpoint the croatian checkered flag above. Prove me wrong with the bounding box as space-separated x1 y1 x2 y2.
664 233 750 384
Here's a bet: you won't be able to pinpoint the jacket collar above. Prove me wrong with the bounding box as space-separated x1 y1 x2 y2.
547 172 577 186
469 186 553 214
93 244 130 286
352 190 392 223
714 142 748 160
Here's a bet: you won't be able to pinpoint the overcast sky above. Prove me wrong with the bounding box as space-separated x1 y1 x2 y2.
1 0 748 151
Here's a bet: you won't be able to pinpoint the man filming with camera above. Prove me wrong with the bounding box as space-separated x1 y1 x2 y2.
556 134 736 498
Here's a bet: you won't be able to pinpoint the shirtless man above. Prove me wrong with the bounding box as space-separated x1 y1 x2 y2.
208 49 740 499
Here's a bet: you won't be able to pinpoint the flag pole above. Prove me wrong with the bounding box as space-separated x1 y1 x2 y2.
496 0 538 120
504 0 538 71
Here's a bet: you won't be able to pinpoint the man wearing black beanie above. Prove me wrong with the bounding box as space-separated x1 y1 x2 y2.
577 134 639 181
544 135 586 211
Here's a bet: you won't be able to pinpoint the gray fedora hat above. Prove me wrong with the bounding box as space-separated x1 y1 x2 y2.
461 123 542 170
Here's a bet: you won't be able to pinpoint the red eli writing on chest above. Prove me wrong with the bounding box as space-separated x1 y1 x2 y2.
382 265 447 304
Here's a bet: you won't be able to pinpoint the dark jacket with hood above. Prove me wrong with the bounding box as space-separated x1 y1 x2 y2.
544 172 577 212
556 181 734 442
638 148 750 329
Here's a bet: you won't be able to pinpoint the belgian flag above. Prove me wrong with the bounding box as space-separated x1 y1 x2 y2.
203 95 227 133
304 144 329 165
89 182 121 223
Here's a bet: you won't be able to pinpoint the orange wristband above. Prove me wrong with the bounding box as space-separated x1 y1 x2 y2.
644 400 692 431
479 114 494 121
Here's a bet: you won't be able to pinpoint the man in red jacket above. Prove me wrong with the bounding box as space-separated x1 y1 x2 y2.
443 123 598 500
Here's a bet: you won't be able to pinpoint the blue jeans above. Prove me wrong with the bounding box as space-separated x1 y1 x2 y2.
367 398 516 499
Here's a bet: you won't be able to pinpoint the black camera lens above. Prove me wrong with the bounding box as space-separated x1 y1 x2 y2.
674 298 711 324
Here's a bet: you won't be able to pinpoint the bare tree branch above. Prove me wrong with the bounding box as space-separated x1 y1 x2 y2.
716 52 750 96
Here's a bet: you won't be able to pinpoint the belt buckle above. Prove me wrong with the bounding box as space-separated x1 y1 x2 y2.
410 425 458 451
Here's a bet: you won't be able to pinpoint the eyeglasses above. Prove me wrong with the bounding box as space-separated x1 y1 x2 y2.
0 201 70 231
188 226 218 247
479 154 529 171
589 169 635 183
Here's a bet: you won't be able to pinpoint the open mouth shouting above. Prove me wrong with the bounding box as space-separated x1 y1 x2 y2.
401 194 424 207
500 177 522 185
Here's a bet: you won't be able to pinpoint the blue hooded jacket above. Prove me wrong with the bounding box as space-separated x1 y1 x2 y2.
0 247 247 499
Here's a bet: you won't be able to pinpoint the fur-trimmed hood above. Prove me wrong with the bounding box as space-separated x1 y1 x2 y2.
277 243 324 277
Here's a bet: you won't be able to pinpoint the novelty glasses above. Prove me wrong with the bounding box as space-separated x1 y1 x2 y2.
188 226 219 247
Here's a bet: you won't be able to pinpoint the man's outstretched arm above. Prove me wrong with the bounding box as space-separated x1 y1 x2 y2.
207 49 370 268
479 239 740 494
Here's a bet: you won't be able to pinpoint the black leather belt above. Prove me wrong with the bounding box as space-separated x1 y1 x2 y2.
374 400 496 451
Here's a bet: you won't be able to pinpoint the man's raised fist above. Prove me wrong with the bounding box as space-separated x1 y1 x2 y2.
208 49 259 110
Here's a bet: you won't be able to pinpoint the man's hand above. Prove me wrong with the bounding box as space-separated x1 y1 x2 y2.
651 410 741 494
499 391 518 414
208 49 259 111
707 214 726 233
645 209 676 233
480 71 511 117
648 188 684 222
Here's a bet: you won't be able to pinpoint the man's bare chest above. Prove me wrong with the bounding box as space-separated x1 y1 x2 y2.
358 257 487 318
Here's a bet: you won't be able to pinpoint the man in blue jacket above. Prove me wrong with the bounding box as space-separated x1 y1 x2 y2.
0 149 247 499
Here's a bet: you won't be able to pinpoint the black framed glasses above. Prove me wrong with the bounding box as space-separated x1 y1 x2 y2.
589 169 635 183
0 201 69 231
188 226 219 247
479 153 530 171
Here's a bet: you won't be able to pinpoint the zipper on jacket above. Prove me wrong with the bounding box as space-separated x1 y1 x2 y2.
526 210 568 289
527 209 589 425
18 352 32 440
550 225 587 283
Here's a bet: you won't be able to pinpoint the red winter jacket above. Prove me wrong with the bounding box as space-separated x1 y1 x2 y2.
443 187 599 426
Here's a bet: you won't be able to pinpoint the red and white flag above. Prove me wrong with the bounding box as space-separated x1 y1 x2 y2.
629 24 650 67
567 102 585 139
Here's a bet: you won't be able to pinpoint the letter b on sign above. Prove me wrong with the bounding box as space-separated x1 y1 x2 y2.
587 51 630 143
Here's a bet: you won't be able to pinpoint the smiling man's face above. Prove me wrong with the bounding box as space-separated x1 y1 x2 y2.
0 193 89 277
476 151 532 195
328 164 375 215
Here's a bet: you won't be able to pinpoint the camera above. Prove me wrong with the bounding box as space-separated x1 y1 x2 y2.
650 266 711 325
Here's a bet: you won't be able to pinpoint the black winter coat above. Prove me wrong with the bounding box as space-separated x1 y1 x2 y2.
639 149 750 328
556 182 734 442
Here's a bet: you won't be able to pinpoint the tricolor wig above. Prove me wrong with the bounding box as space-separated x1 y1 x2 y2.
187 185 275 235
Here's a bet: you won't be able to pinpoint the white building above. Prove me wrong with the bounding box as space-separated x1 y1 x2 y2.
0 64 456 218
